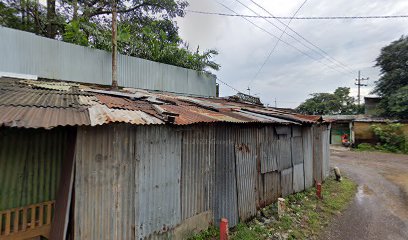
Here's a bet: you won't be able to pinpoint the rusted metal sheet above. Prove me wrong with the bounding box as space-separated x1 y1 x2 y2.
241 108 320 124
0 106 90 129
181 127 215 220
277 136 292 170
0 77 321 129
0 127 68 211
302 127 314 188
214 126 238 227
74 125 136 240
281 168 293 197
293 164 305 192
262 171 281 206
135 126 182 239
235 142 257 221
88 104 163 126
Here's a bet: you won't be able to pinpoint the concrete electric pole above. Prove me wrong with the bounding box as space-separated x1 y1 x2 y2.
355 71 369 106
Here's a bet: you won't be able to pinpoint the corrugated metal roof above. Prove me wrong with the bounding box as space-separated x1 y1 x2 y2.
88 104 163 126
0 77 322 129
0 106 90 129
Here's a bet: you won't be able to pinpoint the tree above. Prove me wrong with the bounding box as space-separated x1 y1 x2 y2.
1 0 220 76
296 87 359 115
373 36 408 118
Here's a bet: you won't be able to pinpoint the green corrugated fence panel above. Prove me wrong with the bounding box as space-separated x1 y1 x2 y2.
0 127 68 211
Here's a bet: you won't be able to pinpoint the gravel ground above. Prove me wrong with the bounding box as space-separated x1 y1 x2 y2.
320 147 408 240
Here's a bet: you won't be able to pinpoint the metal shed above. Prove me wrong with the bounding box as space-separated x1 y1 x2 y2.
0 77 330 240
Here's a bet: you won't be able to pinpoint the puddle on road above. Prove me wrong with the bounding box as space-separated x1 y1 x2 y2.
356 185 374 204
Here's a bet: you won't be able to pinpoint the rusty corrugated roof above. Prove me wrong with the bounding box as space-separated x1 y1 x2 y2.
0 106 90 129
0 77 322 129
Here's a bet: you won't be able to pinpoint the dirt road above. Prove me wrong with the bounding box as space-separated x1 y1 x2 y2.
321 147 408 240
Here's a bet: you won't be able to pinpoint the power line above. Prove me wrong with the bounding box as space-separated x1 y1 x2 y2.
249 0 308 87
247 0 355 75
216 1 351 76
185 10 408 20
217 78 242 93
230 0 355 77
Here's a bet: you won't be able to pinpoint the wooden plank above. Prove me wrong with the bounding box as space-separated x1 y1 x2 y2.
0 225 51 240
46 203 52 225
0 213 3 235
38 205 43 226
22 208 27 231
5 212 11 235
13 210 19 233
30 206 36 229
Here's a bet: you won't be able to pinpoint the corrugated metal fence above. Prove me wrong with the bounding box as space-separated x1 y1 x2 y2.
0 127 68 211
0 27 216 97
74 123 330 239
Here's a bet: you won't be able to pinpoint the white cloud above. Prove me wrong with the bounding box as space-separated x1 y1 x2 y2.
177 0 408 108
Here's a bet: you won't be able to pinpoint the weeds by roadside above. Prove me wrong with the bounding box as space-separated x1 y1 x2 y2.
188 175 357 240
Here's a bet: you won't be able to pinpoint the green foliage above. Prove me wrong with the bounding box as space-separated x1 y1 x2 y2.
296 87 359 115
371 123 408 153
374 36 408 118
63 20 89 46
231 223 265 240
187 226 218 240
0 0 220 75
356 143 377 152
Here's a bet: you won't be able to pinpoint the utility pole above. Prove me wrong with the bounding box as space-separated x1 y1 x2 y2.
355 70 369 106
274 98 277 108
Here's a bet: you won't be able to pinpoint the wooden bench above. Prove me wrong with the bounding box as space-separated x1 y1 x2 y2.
0 201 54 240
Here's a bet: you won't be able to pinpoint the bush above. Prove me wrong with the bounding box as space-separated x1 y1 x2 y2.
356 143 377 151
370 123 408 153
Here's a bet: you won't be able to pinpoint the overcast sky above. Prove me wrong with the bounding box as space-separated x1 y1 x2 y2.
176 0 408 108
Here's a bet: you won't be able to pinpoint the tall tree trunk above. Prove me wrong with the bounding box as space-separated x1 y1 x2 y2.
34 0 40 34
20 0 25 26
73 0 78 21
111 0 118 89
46 0 56 38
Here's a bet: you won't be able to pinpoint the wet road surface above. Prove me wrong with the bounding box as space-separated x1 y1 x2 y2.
321 148 408 240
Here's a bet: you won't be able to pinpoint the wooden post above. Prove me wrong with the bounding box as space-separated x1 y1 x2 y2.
277 198 286 219
316 183 322 199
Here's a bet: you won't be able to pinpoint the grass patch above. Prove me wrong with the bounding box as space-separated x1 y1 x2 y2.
354 143 408 154
189 175 357 240
187 226 219 240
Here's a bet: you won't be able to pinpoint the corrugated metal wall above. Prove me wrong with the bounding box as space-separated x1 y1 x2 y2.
235 128 258 221
72 123 330 238
74 125 136 240
214 126 239 227
302 127 314 189
181 127 215 221
0 27 216 97
135 126 182 239
0 127 67 211
322 125 331 179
